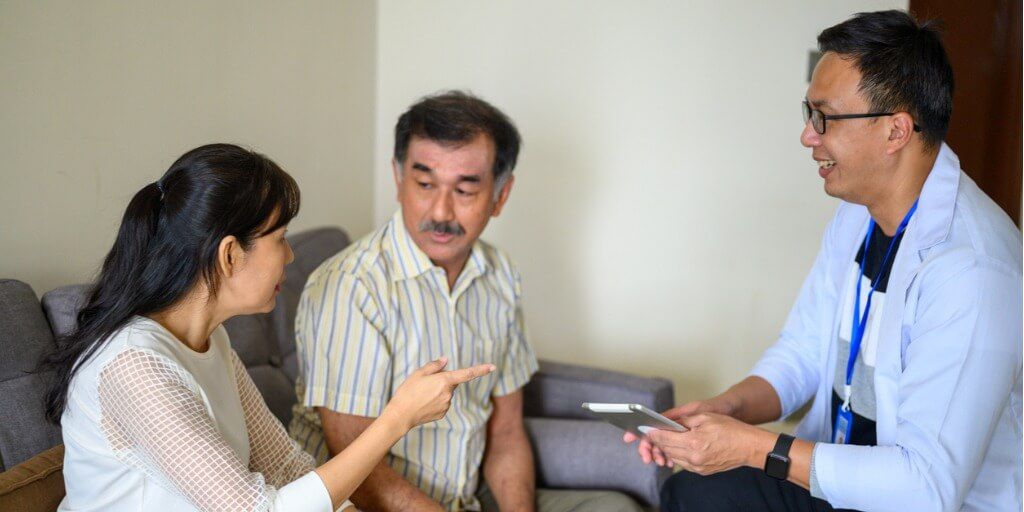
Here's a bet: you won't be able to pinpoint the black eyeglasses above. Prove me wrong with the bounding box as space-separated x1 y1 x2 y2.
802 100 922 135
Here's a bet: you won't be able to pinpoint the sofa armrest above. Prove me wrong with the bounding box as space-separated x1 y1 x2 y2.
523 359 674 420
522 360 675 508
0 443 65 512
525 417 667 508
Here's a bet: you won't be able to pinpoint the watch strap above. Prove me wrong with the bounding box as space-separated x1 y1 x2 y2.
763 433 795 480
772 433 795 456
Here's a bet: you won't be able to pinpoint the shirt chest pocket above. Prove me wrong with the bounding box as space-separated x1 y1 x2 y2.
468 332 502 369
458 315 511 400
391 307 506 373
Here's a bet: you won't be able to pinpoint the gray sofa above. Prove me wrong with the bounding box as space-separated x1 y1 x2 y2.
0 226 673 509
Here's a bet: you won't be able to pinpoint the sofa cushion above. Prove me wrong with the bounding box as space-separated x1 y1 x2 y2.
271 227 349 382
224 313 279 370
0 280 62 471
246 365 298 425
226 227 349 425
0 444 65 511
0 280 54 381
525 417 666 508
524 360 674 420
39 284 89 340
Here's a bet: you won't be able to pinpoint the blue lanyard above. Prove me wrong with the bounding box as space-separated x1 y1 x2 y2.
840 200 919 413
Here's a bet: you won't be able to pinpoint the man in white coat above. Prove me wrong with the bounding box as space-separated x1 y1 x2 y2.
630 10 1022 512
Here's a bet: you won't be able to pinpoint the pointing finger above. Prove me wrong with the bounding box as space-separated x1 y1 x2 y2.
445 363 496 384
414 357 449 376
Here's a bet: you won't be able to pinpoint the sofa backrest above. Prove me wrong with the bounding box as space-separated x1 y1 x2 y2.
0 280 63 471
31 227 350 434
223 227 350 424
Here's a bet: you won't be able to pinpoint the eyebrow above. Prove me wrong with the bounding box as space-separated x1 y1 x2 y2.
411 161 483 184
807 97 833 110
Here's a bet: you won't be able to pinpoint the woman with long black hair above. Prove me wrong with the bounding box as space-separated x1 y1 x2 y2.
43 143 494 511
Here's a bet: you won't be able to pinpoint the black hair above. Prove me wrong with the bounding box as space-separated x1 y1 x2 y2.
393 90 522 185
818 10 954 148
41 143 300 423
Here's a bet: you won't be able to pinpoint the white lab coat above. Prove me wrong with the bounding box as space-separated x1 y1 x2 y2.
751 143 1022 511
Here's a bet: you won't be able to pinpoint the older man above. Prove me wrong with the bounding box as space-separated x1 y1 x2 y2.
290 91 640 512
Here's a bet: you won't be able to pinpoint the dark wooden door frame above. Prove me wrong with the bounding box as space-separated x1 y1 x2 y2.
909 0 1022 226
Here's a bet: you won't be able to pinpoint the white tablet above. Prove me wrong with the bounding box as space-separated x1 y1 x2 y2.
581 402 687 436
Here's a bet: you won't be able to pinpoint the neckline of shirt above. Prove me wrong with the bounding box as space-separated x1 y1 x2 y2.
131 315 220 361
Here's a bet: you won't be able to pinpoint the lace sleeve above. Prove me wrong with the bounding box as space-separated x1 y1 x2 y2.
229 349 315 485
229 350 354 511
98 348 332 512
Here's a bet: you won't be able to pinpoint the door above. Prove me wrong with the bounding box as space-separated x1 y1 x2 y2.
909 0 1022 225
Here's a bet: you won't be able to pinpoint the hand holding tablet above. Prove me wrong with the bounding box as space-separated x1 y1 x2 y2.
582 402 687 436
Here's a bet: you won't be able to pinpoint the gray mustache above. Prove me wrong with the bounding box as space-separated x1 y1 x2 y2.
419 220 465 236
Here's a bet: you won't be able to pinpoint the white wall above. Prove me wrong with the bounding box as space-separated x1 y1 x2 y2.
0 0 377 295
373 0 907 403
1 1 912 406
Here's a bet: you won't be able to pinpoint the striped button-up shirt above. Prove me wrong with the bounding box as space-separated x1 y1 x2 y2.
288 210 538 511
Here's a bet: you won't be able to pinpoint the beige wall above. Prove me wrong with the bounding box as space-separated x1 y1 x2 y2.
2 1 914 406
373 0 907 403
0 0 377 295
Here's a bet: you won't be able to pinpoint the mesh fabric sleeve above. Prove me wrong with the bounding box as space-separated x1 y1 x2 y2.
229 349 354 510
98 347 333 512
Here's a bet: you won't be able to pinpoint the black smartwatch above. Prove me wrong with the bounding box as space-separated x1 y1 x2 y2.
764 433 795 480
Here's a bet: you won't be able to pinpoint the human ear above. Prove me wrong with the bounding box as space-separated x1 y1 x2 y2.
392 158 403 201
886 112 916 154
491 174 515 218
217 235 242 278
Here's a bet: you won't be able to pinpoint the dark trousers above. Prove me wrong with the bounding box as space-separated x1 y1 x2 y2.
660 467 858 512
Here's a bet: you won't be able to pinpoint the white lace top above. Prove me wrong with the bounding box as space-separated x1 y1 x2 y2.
58 316 347 511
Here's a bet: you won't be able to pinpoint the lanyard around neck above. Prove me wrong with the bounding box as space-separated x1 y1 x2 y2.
841 200 919 412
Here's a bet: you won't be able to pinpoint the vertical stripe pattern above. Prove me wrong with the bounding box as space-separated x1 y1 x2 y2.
288 211 538 511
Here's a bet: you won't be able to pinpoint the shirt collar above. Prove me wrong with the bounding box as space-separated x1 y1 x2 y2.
457 242 489 291
908 142 961 251
383 209 489 283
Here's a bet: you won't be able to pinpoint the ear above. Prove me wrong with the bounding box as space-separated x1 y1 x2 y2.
490 174 515 218
392 158 403 201
885 112 916 155
216 235 243 278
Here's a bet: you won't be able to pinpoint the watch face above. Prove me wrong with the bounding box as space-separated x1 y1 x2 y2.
765 453 790 480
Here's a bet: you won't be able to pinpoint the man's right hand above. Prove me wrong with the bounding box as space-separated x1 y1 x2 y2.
383 357 496 431
623 376 783 466
622 398 737 467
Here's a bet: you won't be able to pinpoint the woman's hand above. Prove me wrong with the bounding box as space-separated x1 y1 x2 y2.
382 357 496 431
314 358 494 510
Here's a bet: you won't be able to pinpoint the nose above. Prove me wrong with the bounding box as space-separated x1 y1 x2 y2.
429 187 456 223
285 239 295 265
800 120 821 148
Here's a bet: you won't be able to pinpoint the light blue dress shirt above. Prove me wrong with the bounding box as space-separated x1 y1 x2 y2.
751 144 1022 511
